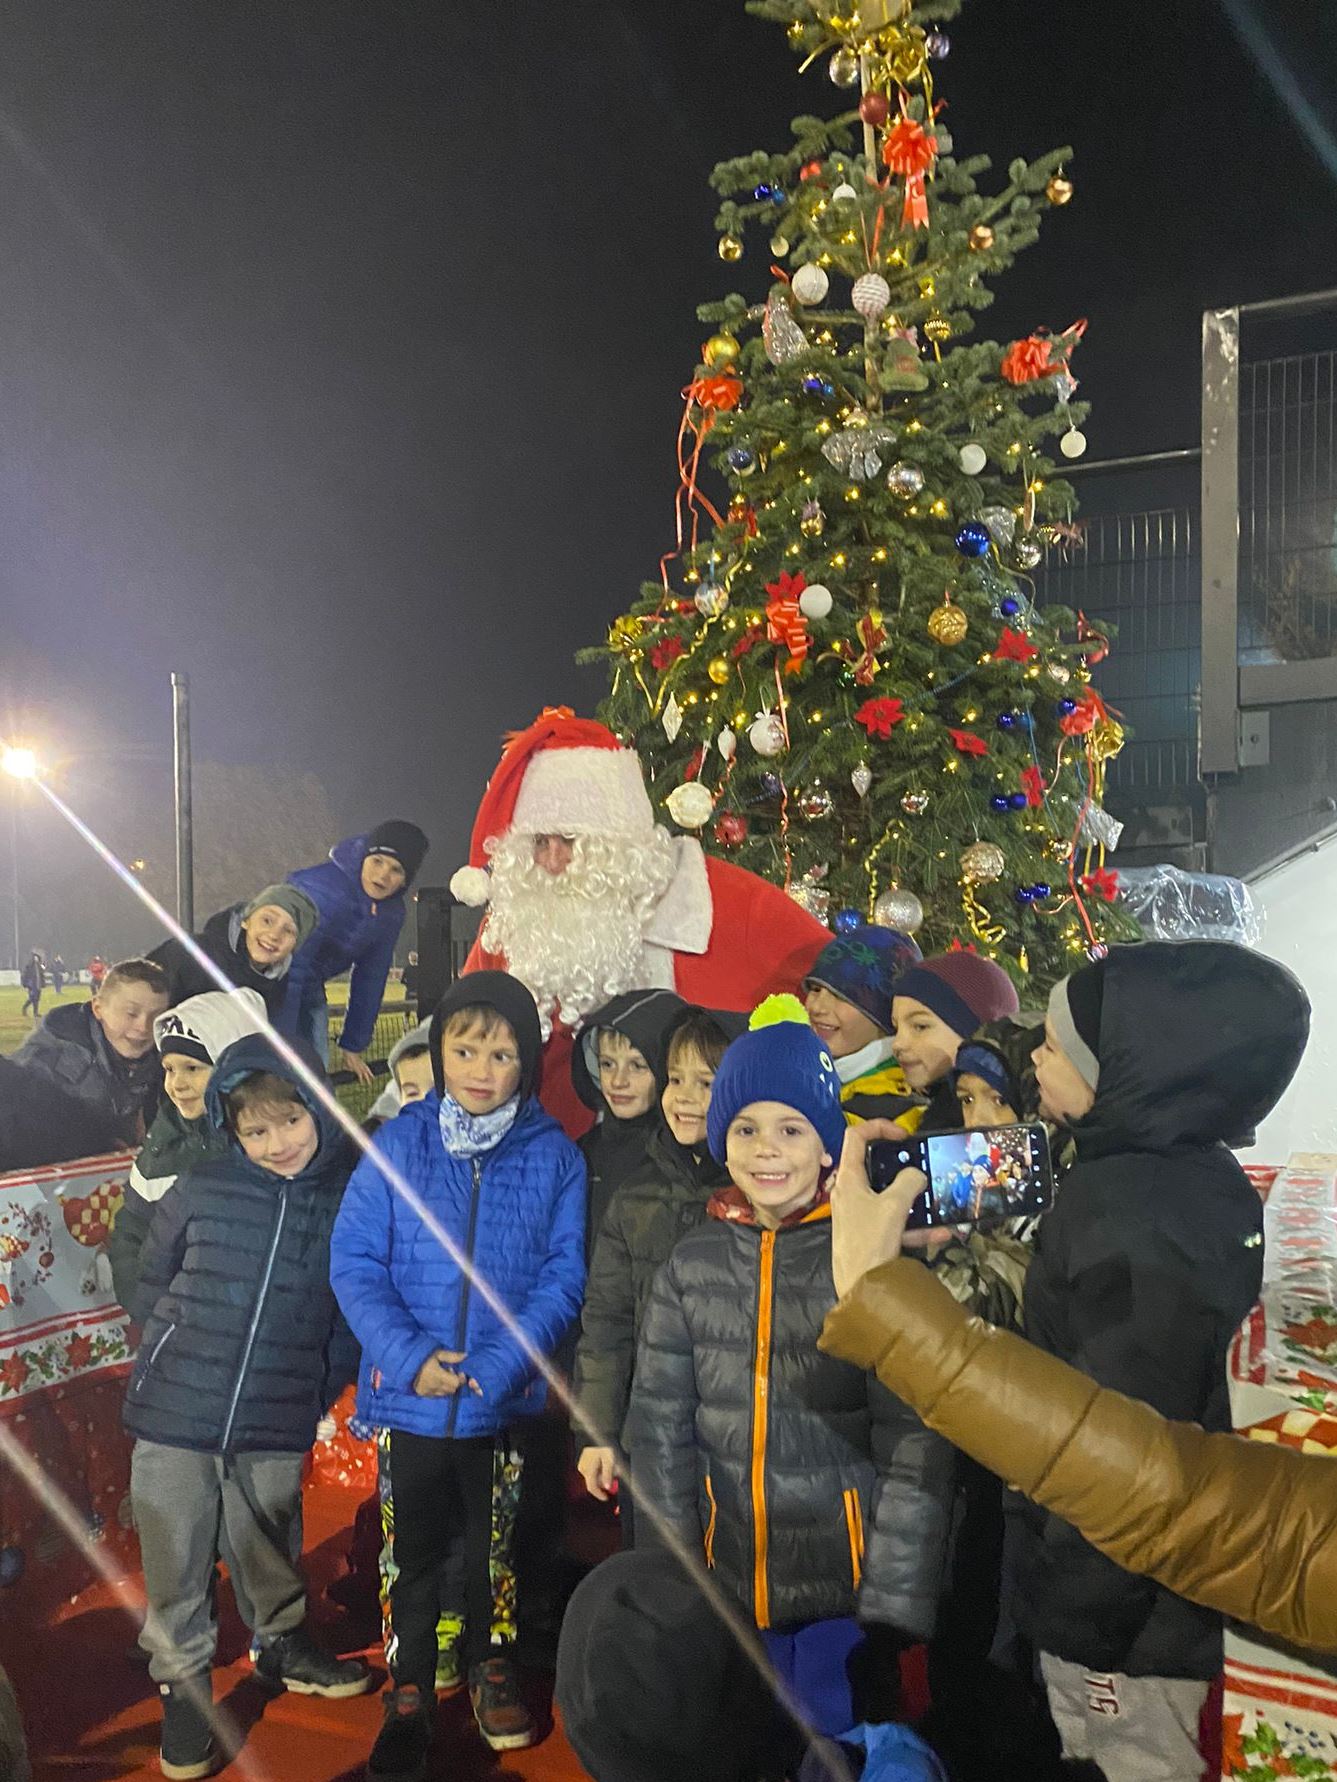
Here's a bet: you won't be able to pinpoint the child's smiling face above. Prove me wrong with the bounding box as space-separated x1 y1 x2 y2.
803 983 884 1059
891 996 963 1091
725 1101 831 1229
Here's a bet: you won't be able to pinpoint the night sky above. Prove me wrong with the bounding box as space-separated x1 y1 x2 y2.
3 0 1337 921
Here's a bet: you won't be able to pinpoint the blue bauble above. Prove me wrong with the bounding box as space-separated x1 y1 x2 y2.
820 378 835 397
754 182 773 201
769 186 787 205
989 795 1011 812
955 522 991 558
1000 597 1021 618
925 29 951 58
834 907 863 935
802 374 826 395
1008 791 1029 810
726 445 755 473
759 772 783 798
1057 697 1079 717
1014 886 1035 904
1032 881 1052 899
996 711 1017 730
0 1546 24 1587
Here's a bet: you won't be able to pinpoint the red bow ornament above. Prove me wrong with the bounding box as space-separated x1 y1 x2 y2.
765 570 811 673
882 115 938 230
853 612 889 686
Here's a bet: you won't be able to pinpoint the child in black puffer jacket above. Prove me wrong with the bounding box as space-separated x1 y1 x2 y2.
629 997 952 1742
125 1036 371 1780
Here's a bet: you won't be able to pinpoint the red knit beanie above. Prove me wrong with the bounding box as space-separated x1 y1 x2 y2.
892 953 1020 1040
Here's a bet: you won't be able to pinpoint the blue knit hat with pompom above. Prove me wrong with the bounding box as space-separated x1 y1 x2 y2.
706 995 847 1166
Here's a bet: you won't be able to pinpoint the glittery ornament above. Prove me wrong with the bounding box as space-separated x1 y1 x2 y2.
927 599 968 645
980 505 1016 547
901 788 930 815
666 782 715 830
959 442 987 475
791 262 830 306
725 445 755 476
852 762 873 798
798 582 833 620
829 46 860 86
715 811 748 846
748 711 787 757
797 783 833 820
789 876 831 922
925 29 951 58
763 288 808 365
886 460 925 499
708 656 731 685
1014 537 1043 570
717 234 743 263
695 583 730 619
923 310 952 345
873 887 925 933
1046 662 1072 686
834 907 862 935
824 417 897 481
662 692 683 742
717 724 737 757
961 840 1005 882
852 272 891 320
968 223 995 252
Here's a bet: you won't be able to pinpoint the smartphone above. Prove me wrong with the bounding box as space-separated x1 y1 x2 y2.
867 1123 1054 1230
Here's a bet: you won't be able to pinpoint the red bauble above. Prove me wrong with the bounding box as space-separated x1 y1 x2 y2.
799 159 824 182
859 92 890 127
715 813 749 847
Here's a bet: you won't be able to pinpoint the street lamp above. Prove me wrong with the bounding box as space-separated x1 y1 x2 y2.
2 745 41 972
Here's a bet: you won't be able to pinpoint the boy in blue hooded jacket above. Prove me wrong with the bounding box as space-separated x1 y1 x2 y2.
330 971 586 1782
125 1035 371 1782
281 821 428 1078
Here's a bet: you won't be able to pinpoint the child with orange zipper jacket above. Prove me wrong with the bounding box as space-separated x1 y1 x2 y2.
628 997 952 1738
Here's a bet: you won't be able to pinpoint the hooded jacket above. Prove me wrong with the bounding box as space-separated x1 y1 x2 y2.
821 1258 1337 1657
364 1017 432 1126
330 973 586 1440
122 1035 359 1454
572 989 686 1253
1018 941 1309 1678
282 835 412 1054
629 1196 952 1636
109 989 269 1312
149 904 306 1023
10 1001 160 1147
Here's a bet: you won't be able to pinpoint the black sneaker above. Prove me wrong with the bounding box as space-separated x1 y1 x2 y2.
367 1685 433 1781
253 1626 373 1698
159 1676 217 1781
468 1655 537 1752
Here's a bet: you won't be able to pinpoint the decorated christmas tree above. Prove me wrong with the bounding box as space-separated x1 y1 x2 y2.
581 0 1139 985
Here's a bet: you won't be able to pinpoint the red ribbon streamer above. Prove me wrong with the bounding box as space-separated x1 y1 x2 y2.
658 374 741 602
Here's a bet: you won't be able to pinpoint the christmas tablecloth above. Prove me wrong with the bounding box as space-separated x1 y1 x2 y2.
0 1151 137 1619
1224 1156 1337 1780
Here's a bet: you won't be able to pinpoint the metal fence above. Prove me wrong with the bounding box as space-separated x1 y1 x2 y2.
326 999 415 1121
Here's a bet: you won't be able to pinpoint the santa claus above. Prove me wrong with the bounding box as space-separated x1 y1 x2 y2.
451 708 831 1136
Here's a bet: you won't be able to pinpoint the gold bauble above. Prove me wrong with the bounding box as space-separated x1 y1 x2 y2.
717 234 744 263
1046 837 1074 864
727 495 750 524
707 656 731 686
923 309 952 345
927 601 968 646
960 840 1006 884
1046 173 1074 207
967 223 995 252
703 331 740 368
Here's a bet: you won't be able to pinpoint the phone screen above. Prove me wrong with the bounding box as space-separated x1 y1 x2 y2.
867 1123 1054 1230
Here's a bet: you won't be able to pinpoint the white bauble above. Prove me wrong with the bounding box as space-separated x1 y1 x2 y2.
748 712 787 757
959 442 988 475
1060 428 1088 459
798 583 833 620
665 782 715 830
791 263 830 306
851 272 891 320
717 726 738 761
873 887 925 933
831 182 859 205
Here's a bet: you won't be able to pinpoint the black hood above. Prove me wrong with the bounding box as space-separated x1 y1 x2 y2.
428 971 542 1101
571 989 687 1114
1073 941 1309 1157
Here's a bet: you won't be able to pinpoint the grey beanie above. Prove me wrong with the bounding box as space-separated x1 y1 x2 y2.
242 884 320 949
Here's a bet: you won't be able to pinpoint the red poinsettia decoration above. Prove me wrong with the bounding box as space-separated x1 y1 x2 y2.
0 1354 27 1394
1000 336 1056 385
66 1332 93 1370
1020 764 1047 808
650 636 686 671
765 570 810 673
714 812 749 847
730 623 764 660
994 627 1039 664
855 696 906 739
947 938 979 954
950 728 988 757
1080 865 1120 902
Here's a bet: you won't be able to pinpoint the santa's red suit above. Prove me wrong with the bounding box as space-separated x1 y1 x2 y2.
453 710 830 1138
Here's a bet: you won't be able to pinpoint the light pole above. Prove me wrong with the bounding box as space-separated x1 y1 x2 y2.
1 746 39 972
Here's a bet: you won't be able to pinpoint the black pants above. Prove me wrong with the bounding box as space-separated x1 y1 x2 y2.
383 1431 500 1692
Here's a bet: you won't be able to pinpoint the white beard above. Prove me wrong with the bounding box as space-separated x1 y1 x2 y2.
482 828 678 1034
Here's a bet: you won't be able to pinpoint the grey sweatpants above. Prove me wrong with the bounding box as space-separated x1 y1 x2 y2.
1040 1653 1210 1782
131 1441 307 1684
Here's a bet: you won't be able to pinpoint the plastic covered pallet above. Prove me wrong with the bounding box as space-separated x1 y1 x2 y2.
1116 864 1263 947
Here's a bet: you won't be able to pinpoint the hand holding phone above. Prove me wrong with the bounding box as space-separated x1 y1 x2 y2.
867 1123 1054 1230
831 1120 930 1301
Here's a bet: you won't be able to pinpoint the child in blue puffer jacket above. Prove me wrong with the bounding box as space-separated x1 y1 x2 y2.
330 971 586 1782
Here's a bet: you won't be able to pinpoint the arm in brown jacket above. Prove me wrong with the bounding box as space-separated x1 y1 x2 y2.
819 1257 1337 1655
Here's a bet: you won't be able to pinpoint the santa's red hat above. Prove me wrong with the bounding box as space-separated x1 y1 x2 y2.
450 708 655 906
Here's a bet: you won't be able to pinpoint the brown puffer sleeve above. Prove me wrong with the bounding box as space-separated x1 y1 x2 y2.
820 1258 1337 1655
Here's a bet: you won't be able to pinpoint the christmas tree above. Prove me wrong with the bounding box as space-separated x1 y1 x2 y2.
581 0 1139 986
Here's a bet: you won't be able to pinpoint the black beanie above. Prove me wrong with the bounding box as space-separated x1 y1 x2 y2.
427 971 542 1101
365 820 429 886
